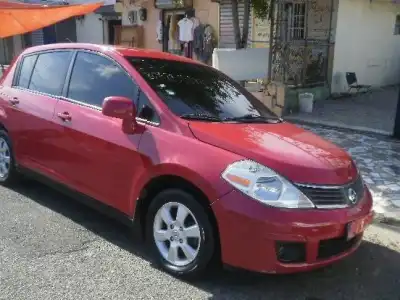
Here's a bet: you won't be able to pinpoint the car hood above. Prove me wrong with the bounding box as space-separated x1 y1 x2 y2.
188 121 357 185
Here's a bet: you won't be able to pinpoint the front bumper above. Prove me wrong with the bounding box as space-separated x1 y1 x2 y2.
211 186 374 274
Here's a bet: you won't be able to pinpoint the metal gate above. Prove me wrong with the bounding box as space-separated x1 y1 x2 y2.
269 0 335 86
219 0 253 48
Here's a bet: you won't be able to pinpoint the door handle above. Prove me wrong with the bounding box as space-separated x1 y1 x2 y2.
9 97 19 106
57 112 72 122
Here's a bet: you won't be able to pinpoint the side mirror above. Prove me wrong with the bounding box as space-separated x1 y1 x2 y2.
102 96 137 133
102 96 136 119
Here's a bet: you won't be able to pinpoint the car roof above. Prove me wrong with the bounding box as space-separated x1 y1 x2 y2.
20 43 202 65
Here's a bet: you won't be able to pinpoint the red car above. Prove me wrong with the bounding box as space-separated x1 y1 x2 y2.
0 43 373 278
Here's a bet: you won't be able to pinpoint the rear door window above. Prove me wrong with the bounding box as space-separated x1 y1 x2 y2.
29 51 73 96
67 51 138 108
16 54 38 88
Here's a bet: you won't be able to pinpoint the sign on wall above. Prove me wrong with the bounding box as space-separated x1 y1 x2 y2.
252 13 270 48
103 0 116 5
155 0 193 9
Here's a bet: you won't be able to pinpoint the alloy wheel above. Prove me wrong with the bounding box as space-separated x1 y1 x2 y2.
153 201 201 267
0 137 11 180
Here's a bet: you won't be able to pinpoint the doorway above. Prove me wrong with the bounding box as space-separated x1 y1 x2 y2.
162 10 185 55
108 19 122 45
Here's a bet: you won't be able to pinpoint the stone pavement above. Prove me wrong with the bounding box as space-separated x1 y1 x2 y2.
300 124 400 223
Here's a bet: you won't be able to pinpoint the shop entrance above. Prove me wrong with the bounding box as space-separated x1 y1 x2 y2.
162 10 186 55
108 19 122 45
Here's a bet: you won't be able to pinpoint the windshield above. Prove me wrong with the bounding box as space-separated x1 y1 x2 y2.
125 57 278 121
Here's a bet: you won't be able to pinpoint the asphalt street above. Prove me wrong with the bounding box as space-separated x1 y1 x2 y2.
1 179 400 300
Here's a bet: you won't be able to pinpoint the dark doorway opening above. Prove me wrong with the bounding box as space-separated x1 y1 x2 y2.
108 19 122 45
162 10 185 55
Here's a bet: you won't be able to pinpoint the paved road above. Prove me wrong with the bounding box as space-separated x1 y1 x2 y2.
1 180 400 300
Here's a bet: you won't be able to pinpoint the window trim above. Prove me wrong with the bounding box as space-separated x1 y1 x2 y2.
12 53 38 88
12 48 76 89
14 54 38 89
136 89 161 125
12 49 74 98
62 49 161 127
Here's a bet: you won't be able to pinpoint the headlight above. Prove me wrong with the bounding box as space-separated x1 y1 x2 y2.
221 160 315 209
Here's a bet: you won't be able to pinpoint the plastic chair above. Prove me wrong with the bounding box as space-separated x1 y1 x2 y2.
346 72 371 94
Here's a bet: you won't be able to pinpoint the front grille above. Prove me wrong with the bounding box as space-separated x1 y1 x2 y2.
296 176 364 208
317 234 362 260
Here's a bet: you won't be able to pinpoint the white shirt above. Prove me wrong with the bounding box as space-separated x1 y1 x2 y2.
177 18 194 42
156 20 163 41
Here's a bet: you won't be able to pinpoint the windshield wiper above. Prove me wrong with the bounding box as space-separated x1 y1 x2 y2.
223 114 282 123
180 113 221 122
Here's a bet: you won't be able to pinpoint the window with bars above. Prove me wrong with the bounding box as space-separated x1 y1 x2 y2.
287 3 306 40
395 15 400 35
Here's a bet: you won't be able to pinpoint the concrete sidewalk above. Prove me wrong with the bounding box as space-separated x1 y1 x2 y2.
299 124 400 225
285 86 398 136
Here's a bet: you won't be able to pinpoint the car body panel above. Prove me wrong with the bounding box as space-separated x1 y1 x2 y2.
211 186 373 273
134 126 241 213
0 86 61 175
51 99 145 213
189 121 357 185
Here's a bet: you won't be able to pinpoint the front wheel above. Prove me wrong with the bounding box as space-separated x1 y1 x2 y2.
146 189 216 279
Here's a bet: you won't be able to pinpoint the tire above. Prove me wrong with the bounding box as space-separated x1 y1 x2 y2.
146 189 216 279
0 130 19 185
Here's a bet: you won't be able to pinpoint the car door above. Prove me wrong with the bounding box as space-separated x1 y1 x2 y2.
52 51 156 214
2 50 73 175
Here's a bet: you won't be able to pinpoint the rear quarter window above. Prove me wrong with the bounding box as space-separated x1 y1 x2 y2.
15 54 38 88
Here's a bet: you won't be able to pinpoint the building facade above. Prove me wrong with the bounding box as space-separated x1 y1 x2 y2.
75 2 122 45
114 0 219 55
331 0 400 94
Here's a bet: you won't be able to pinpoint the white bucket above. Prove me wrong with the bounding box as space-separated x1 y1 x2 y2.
298 93 314 113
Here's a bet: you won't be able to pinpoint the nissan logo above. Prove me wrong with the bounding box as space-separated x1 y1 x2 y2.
348 188 357 204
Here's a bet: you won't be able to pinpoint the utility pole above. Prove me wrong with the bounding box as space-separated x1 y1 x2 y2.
393 85 400 139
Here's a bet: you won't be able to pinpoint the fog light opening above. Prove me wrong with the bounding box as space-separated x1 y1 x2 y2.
276 241 306 263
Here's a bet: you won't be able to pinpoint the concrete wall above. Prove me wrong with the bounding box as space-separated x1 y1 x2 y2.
76 13 106 44
118 0 219 51
331 0 400 93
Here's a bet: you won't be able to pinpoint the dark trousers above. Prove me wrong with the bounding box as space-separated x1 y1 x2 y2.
184 42 193 59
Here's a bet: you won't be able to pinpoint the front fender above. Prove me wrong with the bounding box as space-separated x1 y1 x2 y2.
128 162 233 217
128 128 243 216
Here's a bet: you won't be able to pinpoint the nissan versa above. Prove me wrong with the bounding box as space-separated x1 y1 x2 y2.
0 43 373 278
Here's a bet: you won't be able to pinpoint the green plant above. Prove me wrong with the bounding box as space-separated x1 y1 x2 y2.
231 0 271 49
251 0 271 20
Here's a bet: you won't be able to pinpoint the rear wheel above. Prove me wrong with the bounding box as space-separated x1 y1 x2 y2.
0 130 19 185
146 189 216 279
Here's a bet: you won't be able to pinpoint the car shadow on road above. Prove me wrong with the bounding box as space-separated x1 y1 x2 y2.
9 179 400 300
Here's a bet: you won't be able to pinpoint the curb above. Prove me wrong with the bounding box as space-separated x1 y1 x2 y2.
284 117 393 139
